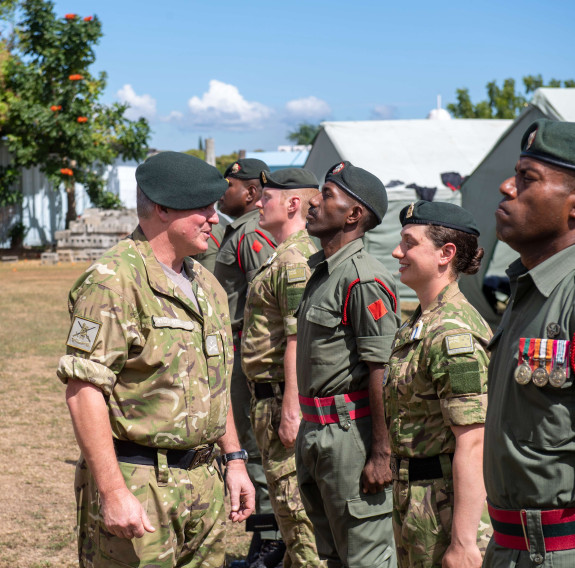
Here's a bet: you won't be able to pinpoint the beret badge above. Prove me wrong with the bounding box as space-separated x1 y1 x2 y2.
231 163 241 174
261 171 267 184
332 162 345 174
526 129 537 150
406 202 415 218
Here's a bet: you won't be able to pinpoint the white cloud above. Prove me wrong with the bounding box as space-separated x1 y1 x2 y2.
117 84 157 121
187 80 272 129
285 96 331 121
371 104 398 120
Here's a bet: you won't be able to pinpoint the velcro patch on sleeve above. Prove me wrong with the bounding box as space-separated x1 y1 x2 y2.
287 287 305 311
66 316 102 353
287 267 307 283
252 240 263 253
449 361 482 395
368 299 388 321
445 333 475 355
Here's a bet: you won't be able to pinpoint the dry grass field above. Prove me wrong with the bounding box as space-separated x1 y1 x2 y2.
0 260 249 568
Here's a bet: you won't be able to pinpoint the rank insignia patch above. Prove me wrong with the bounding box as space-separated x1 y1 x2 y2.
287 267 306 283
206 334 220 356
67 316 102 353
252 240 263 253
445 333 474 355
368 299 388 321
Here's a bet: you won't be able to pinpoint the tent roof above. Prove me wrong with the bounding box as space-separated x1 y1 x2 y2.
245 149 308 169
312 119 512 200
531 88 575 121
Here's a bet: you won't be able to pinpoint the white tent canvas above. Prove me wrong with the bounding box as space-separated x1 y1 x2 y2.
304 118 512 302
459 88 575 328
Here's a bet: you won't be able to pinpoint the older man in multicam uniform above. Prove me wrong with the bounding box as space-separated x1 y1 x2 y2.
58 152 254 568
242 168 323 568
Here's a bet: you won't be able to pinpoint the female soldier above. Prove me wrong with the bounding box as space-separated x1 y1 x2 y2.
385 201 492 568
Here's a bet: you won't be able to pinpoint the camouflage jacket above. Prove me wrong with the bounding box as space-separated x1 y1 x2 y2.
214 209 276 332
241 230 317 383
57 227 233 450
385 281 491 458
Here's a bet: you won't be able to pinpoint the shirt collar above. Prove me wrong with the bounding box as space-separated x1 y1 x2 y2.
308 238 364 274
508 245 575 298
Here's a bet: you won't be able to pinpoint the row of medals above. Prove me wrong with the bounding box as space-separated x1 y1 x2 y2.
514 339 569 388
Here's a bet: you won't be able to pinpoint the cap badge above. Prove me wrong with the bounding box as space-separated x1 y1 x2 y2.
332 162 345 174
526 129 537 150
406 202 415 218
261 171 267 184
231 163 240 173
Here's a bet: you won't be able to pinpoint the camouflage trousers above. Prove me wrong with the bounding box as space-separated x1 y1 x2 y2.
392 460 492 568
75 454 226 568
250 393 322 568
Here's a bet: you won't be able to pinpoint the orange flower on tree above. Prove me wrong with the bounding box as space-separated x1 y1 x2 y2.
60 168 73 176
69 74 84 81
64 13 76 20
77 116 88 123
50 105 62 112
83 16 93 22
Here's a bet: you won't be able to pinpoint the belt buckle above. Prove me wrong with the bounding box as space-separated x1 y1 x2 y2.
189 446 213 470
314 397 326 426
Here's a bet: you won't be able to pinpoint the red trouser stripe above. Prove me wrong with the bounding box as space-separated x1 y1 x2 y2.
301 405 371 424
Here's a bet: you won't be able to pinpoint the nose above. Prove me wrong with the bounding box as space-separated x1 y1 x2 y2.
392 243 403 260
207 204 219 224
499 176 517 198
309 193 320 207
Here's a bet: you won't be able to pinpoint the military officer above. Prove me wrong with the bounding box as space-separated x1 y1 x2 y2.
483 119 575 567
58 152 255 568
387 201 492 568
242 168 322 567
295 161 401 568
213 158 280 561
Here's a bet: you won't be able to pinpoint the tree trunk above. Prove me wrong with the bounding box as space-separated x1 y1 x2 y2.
65 179 77 229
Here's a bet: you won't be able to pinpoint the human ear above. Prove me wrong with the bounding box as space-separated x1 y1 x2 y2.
439 243 456 266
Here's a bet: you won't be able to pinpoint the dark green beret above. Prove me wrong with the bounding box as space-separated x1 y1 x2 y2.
136 151 228 210
224 158 270 180
260 168 319 190
399 200 480 236
521 119 575 171
325 161 388 223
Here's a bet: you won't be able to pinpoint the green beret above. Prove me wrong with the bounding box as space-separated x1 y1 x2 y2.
136 151 228 210
520 119 575 171
260 168 319 190
325 161 388 223
399 200 480 236
224 158 270 180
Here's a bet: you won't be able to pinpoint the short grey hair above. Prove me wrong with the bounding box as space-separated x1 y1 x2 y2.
136 186 156 219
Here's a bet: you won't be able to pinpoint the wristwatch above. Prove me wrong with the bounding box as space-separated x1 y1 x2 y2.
221 449 249 465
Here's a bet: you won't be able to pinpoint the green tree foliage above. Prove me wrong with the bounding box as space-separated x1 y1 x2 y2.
0 0 150 225
448 75 575 119
287 122 320 145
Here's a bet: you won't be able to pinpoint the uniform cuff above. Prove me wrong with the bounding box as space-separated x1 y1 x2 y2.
57 355 116 397
356 335 395 363
283 316 298 336
440 394 487 426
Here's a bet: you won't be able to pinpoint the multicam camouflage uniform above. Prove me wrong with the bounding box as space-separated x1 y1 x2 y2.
384 281 492 568
57 227 233 568
242 230 321 568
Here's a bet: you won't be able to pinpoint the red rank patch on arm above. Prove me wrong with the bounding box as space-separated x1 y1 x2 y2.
252 240 263 253
368 299 387 321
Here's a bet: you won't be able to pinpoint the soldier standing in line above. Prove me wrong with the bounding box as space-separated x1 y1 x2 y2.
213 158 281 563
296 161 400 568
58 151 254 568
484 120 575 567
387 201 492 568
242 168 323 568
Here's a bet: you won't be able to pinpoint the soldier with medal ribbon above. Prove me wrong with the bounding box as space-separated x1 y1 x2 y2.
385 201 492 568
484 119 575 567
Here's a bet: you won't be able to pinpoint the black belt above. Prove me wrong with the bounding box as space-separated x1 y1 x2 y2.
253 381 285 400
392 453 454 482
113 439 214 470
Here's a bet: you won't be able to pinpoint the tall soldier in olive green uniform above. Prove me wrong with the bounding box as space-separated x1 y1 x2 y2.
58 152 255 568
484 120 575 567
387 201 492 568
296 161 401 568
242 168 322 568
213 159 279 558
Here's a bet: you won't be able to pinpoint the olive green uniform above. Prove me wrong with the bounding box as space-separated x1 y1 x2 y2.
295 238 401 568
484 247 575 567
242 229 321 567
385 281 492 568
57 228 233 568
213 209 277 536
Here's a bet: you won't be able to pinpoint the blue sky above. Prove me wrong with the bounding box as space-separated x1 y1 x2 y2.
47 0 574 154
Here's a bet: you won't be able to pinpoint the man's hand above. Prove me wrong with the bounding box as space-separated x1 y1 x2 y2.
225 461 256 522
100 487 155 539
442 541 482 568
278 412 300 448
361 453 392 494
